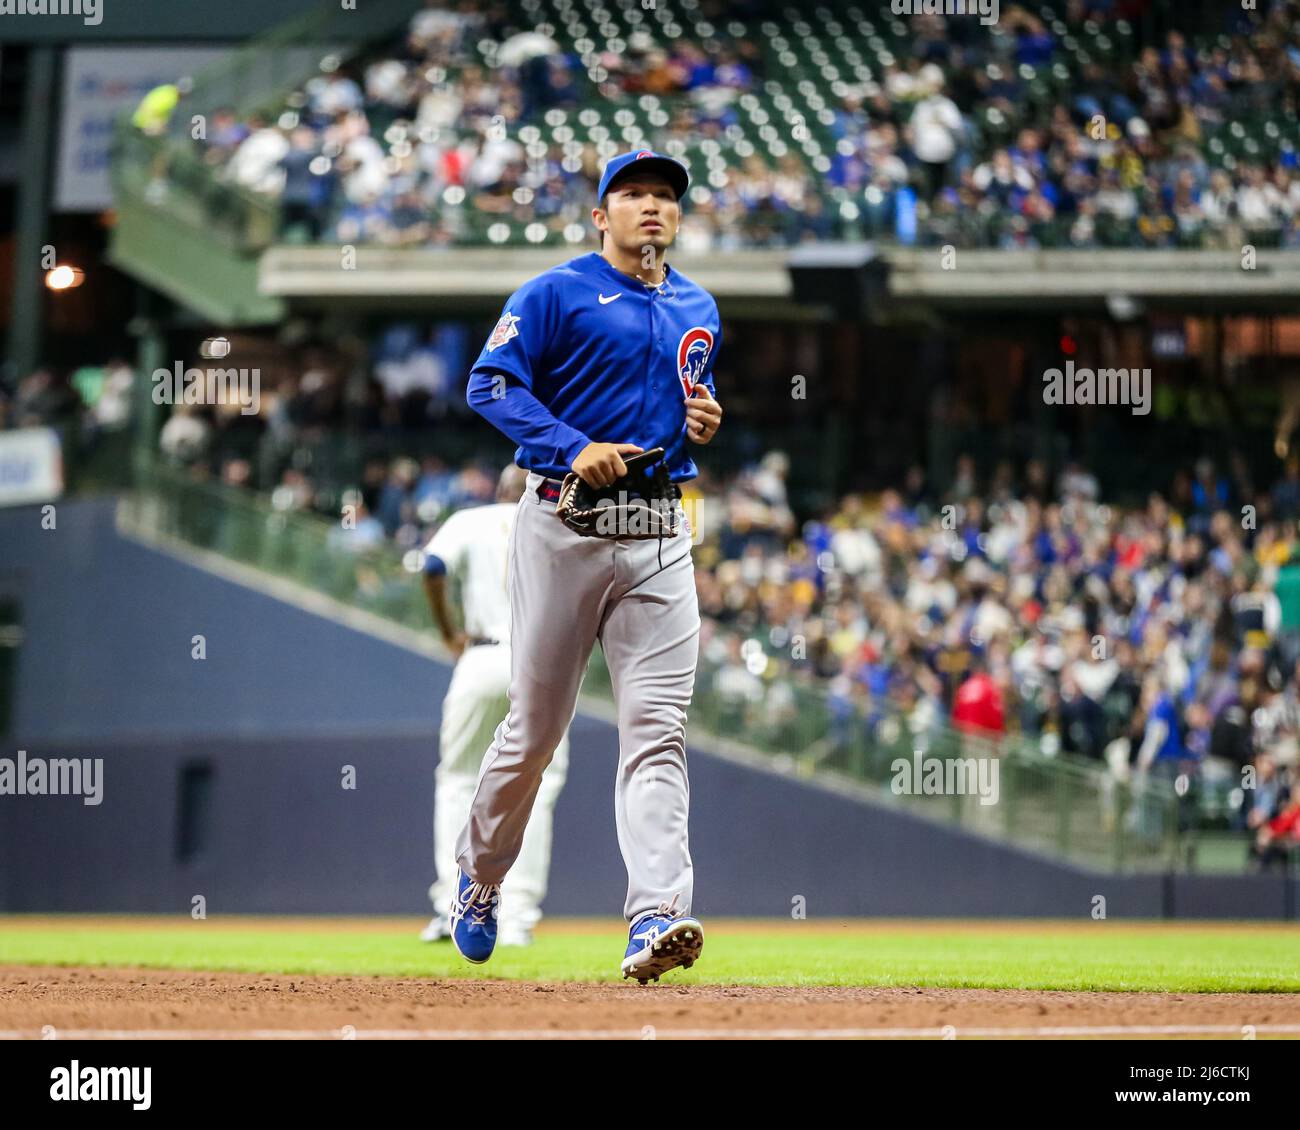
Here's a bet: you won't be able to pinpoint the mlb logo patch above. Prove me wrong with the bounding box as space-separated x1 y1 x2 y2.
485 312 521 352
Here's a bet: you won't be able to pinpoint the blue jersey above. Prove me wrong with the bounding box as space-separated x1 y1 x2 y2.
466 251 722 482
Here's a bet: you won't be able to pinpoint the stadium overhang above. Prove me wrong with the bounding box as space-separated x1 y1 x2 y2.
886 249 1300 317
258 246 1300 321
256 247 807 321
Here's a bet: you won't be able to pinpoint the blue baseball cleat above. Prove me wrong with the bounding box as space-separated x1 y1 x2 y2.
449 869 501 965
621 903 704 984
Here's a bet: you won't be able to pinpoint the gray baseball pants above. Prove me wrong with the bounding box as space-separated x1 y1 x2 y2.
454 471 699 923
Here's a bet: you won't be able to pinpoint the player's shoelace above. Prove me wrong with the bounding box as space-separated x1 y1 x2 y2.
451 881 500 928
632 894 685 945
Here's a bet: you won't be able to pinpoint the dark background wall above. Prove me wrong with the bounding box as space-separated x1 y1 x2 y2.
1 498 1295 918
3 498 436 741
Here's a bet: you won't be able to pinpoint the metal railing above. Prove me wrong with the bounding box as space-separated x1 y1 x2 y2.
586 654 1182 872
122 464 1187 873
121 465 428 627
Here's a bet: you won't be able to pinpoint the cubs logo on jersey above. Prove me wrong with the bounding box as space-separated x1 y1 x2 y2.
676 327 714 397
485 312 521 352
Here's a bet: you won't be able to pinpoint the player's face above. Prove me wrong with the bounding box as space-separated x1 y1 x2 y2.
597 174 680 255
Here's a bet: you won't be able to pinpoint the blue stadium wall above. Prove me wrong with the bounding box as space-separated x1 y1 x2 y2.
0 498 1294 919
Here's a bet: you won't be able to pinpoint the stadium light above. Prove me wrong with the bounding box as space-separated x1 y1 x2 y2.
1106 293 1143 321
45 265 85 291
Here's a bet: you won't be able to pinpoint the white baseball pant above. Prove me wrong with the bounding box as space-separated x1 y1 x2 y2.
430 640 569 934
454 472 700 923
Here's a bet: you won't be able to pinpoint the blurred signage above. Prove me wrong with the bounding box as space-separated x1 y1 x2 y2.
56 46 226 211
0 428 64 508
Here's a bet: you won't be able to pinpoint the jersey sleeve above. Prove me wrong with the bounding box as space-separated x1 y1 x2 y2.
465 277 592 470
469 276 556 389
423 510 467 577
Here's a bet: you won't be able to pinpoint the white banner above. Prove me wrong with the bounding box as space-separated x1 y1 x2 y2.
56 46 227 212
0 428 65 507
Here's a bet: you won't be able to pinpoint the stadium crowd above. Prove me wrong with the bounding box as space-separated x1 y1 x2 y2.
9 352 1300 860
0 361 134 434
176 0 1300 249
23 0 1300 860
171 382 1300 861
300 437 1300 861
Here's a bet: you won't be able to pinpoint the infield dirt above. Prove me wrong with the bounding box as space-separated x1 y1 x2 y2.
3 965 1299 1038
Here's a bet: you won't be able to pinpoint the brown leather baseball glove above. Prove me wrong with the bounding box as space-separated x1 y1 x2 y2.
554 448 682 539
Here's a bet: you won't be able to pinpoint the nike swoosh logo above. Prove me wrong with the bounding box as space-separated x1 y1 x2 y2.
598 293 621 304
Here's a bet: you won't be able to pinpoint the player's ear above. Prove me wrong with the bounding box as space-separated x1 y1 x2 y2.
592 204 608 242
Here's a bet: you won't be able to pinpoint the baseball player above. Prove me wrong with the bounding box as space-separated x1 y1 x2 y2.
419 464 570 948
449 149 723 983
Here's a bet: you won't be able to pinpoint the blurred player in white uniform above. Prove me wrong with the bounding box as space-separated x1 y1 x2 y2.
419 465 570 946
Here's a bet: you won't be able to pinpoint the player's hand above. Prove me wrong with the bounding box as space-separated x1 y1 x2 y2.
445 630 469 659
685 384 722 445
573 442 644 488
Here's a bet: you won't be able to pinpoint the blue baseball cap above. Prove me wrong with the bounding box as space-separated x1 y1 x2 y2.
597 150 690 202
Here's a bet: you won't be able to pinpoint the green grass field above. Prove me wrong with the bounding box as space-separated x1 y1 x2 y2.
2 917 1299 992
